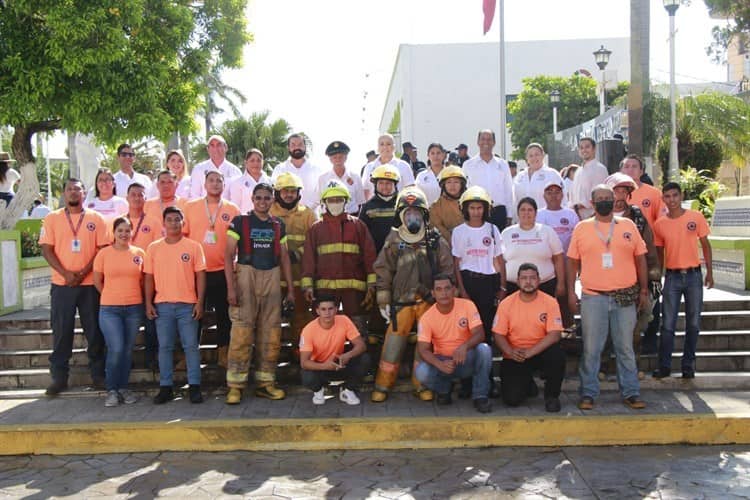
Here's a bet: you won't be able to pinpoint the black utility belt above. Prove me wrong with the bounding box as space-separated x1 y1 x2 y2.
665 266 701 274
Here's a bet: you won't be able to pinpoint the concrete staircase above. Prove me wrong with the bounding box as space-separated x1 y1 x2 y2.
1 297 749 393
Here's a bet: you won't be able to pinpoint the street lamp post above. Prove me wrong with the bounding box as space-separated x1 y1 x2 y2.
664 0 680 181
550 90 561 135
593 45 612 115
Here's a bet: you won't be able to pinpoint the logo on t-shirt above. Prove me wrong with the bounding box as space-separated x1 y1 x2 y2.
642 199 651 208
482 236 492 246
133 255 143 265
539 313 547 323
88 202 95 209
181 253 191 262
86 222 96 231
511 233 519 239
560 218 570 225
623 231 632 241
221 213 231 222
142 225 151 233
687 221 697 231
458 317 468 328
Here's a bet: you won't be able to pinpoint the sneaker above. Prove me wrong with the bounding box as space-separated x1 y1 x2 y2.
188 385 203 404
226 388 242 405
312 388 326 405
473 397 492 413
255 383 286 400
118 389 138 405
652 368 671 379
436 393 452 406
45 380 68 397
545 397 561 413
623 396 646 410
577 396 594 410
104 390 120 407
153 386 174 405
339 388 360 406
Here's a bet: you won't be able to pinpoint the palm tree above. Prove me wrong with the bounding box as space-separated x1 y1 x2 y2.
200 65 247 139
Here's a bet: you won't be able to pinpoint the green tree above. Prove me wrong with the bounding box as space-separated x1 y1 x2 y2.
0 0 250 228
507 75 628 159
201 64 248 140
704 0 750 63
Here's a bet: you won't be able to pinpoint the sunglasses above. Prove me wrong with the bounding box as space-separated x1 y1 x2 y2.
119 152 135 158
253 195 272 201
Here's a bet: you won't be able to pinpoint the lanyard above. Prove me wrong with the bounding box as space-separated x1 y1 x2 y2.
594 220 615 250
64 208 86 238
204 198 222 230
129 213 145 243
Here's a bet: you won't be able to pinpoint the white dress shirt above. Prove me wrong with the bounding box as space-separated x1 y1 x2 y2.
271 158 322 210
513 166 564 212
415 168 442 205
462 154 515 219
113 170 152 199
190 158 242 199
568 159 609 219
227 171 272 214
361 156 415 197
318 169 365 214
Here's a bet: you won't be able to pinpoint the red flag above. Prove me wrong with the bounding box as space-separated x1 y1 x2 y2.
483 0 495 34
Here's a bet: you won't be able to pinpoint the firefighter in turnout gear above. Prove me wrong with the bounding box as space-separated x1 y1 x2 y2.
371 186 454 403
302 179 378 336
270 173 318 348
429 165 467 245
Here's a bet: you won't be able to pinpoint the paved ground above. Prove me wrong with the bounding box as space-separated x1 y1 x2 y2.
0 446 748 498
0 388 748 425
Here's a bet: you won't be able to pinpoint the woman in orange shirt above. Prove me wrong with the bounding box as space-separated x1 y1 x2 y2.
93 217 145 407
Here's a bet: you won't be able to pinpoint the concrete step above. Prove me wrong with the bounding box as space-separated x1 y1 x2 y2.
673 330 750 351
675 311 750 331
0 327 220 350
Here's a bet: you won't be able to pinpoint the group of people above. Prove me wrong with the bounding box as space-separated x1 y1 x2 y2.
38 129 714 415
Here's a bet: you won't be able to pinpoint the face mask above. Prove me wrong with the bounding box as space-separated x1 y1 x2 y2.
290 149 306 160
594 200 614 216
326 201 345 216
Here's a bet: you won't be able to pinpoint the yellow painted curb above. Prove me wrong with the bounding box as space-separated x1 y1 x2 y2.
1 415 748 455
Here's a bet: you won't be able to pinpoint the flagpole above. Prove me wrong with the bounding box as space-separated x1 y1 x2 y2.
498 0 506 158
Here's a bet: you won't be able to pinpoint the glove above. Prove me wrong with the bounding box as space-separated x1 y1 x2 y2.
360 287 375 311
650 280 662 300
379 305 391 322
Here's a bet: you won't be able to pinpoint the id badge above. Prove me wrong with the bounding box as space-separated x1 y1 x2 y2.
204 230 217 245
602 252 613 269
71 239 81 253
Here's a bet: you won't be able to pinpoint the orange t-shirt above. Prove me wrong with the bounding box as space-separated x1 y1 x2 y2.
183 198 240 272
567 217 647 294
629 183 665 228
144 237 206 304
492 291 562 349
93 245 144 306
653 209 710 269
298 315 361 363
143 197 187 237
417 298 483 357
38 208 109 286
127 212 162 249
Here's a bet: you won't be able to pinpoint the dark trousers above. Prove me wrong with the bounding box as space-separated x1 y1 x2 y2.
490 205 508 232
505 277 557 298
0 192 12 207
461 270 499 343
143 318 158 368
500 342 566 406
205 270 232 347
301 353 371 391
49 284 105 382
642 298 661 351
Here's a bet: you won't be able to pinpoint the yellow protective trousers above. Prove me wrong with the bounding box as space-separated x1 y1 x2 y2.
373 301 431 393
227 265 282 388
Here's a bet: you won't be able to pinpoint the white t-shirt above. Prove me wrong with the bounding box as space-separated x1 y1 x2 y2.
0 168 21 193
84 195 129 220
361 157 415 197
513 166 564 212
569 159 608 218
227 172 272 214
500 223 563 283
190 158 242 199
318 169 364 214
462 154 515 218
536 207 580 253
451 222 503 275
415 168 442 205
113 170 152 199
563 178 575 205
271 158 321 210
147 176 191 200
30 204 51 218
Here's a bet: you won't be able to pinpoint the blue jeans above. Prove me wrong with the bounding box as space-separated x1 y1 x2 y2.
579 293 640 399
99 304 144 391
415 343 492 398
155 303 201 386
660 269 703 372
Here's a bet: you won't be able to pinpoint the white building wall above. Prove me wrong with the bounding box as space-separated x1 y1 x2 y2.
381 38 630 156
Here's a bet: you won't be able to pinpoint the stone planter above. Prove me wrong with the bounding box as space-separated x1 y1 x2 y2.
0 230 22 315
20 256 51 310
